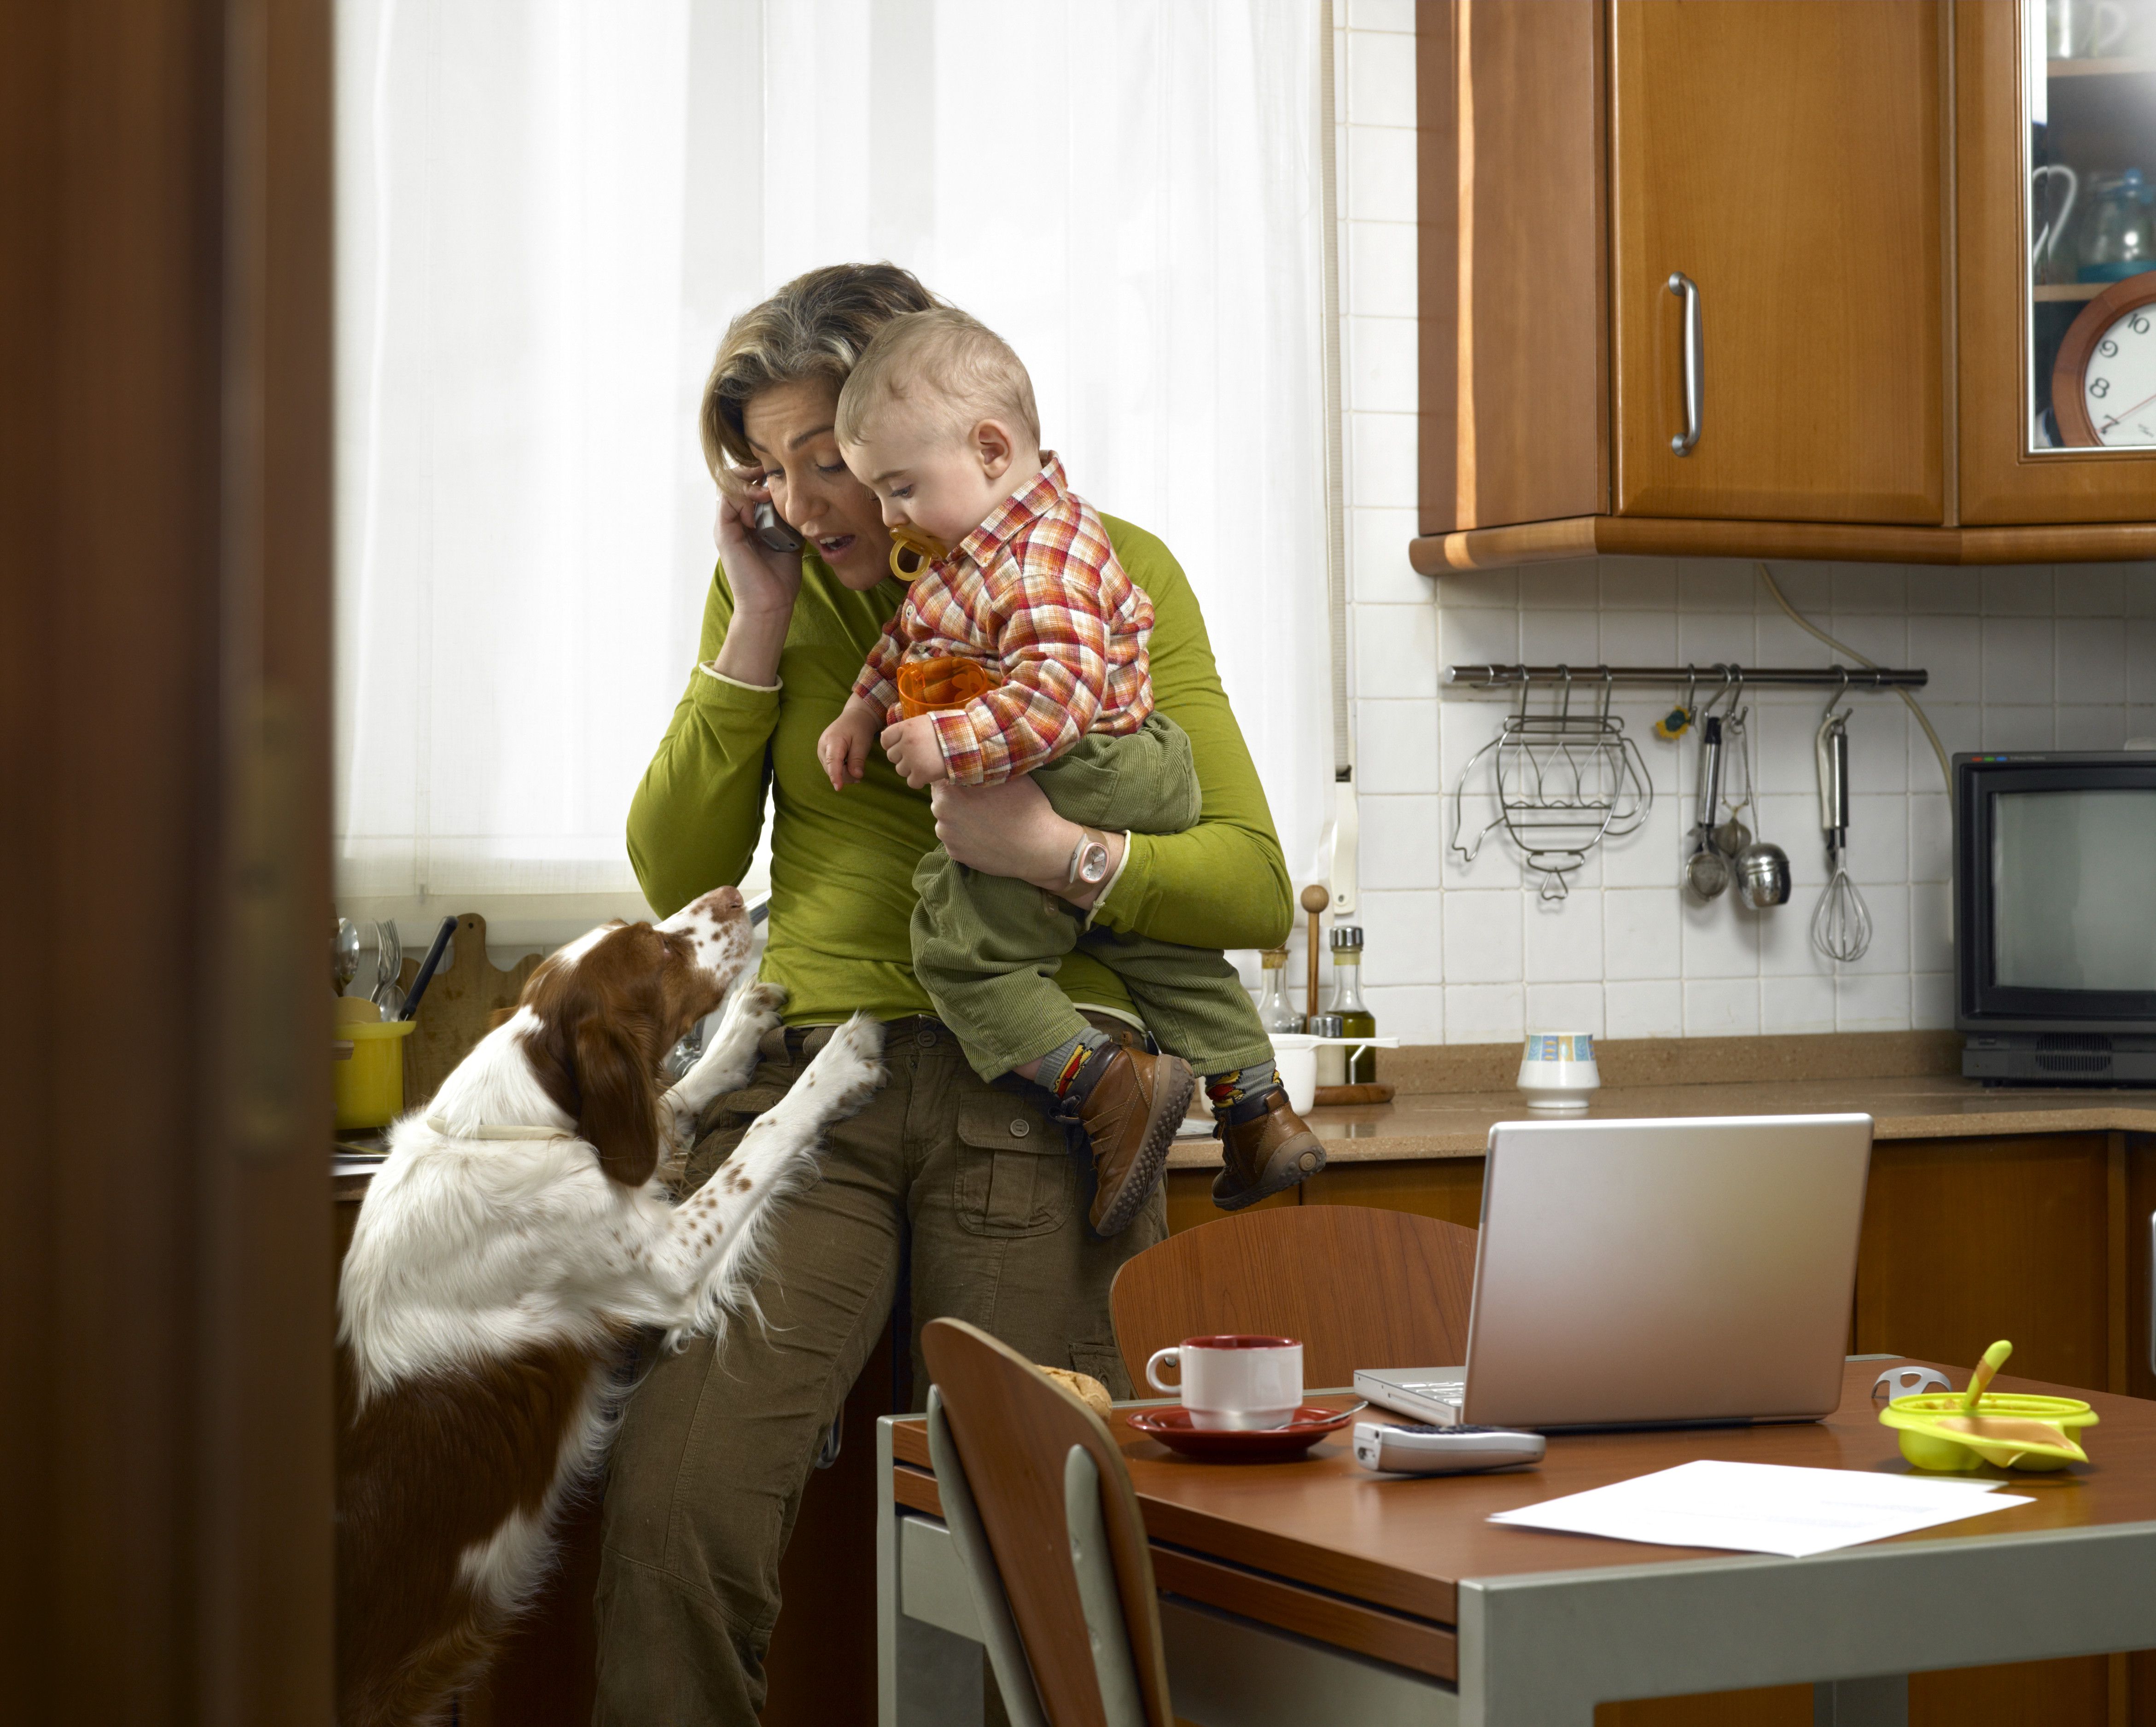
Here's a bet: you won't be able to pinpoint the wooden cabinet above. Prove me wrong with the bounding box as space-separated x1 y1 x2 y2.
1958 0 2156 523
1414 0 2156 572
1609 1 1946 524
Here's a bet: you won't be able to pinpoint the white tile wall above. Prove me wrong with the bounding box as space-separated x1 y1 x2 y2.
1263 12 2156 1048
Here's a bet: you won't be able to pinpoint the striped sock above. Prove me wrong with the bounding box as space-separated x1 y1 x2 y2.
1205 1060 1278 1113
1039 1029 1116 1103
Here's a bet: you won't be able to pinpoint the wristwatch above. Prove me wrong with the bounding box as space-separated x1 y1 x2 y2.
1067 827 1113 889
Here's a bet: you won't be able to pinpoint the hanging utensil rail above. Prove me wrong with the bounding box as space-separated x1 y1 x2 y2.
1449 662 1927 691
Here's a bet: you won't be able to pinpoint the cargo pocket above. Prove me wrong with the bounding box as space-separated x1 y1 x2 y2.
952 1088 1074 1239
681 1069 793 1196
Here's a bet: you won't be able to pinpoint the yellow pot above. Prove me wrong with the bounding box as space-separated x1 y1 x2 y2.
334 1018 417 1130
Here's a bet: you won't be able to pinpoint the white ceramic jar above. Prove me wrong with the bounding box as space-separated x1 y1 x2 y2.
1516 1031 1601 1111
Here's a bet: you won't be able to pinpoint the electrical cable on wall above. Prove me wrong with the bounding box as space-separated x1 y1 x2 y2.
1318 0 1358 913
1755 562 1954 791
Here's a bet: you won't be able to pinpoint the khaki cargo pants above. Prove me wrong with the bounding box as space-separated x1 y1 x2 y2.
591 1013 1165 1726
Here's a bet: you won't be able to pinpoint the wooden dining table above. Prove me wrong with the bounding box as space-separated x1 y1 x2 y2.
875 1359 2156 1726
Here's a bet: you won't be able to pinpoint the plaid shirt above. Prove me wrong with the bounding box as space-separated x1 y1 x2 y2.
852 455 1154 785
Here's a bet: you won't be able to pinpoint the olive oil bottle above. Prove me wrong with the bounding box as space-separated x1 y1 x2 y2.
1329 926 1377 1084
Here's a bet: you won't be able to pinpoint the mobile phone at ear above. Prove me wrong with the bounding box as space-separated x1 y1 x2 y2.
753 500 803 553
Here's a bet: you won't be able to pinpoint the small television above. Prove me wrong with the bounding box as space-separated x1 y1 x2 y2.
1954 750 2156 1084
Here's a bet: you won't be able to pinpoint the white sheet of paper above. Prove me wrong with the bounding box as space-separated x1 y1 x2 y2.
1488 1460 2034 1558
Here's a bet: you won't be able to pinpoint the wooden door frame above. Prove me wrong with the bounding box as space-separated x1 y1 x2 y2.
0 2 336 1721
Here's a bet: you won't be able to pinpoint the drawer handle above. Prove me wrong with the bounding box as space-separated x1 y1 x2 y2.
1667 271 1703 456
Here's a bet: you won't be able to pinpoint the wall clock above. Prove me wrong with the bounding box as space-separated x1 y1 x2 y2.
2052 273 2156 448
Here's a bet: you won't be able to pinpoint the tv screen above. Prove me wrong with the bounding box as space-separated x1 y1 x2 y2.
1990 789 2156 994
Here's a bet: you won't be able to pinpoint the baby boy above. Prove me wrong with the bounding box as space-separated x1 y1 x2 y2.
817 307 1324 1233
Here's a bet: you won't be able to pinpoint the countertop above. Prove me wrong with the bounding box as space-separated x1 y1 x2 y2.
331 1070 2156 1187
1163 1074 2156 1168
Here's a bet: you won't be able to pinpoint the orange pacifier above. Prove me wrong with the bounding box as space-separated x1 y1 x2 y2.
888 525 948 580
897 656 1000 719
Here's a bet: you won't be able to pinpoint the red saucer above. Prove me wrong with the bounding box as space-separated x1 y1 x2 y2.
1126 1404 1360 1463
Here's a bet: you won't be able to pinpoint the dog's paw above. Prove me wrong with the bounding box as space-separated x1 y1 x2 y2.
728 980 788 1035
802 1013 886 1117
740 979 788 1016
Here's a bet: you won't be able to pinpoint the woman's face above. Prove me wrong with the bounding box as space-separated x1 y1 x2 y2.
740 378 893 591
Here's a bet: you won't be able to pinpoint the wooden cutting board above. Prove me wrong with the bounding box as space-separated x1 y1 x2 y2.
396 912 542 1111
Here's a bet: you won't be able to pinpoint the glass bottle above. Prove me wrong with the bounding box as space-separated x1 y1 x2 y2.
1329 926 1377 1085
2077 169 2156 282
1256 947 1303 1035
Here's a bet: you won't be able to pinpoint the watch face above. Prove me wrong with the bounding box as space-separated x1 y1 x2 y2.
1078 843 1111 884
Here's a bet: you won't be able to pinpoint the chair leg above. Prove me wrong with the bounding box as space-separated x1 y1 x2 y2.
926 1389 1051 1727
1062 1445 1150 1727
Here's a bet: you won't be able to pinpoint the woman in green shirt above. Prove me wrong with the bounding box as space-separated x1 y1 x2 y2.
596 263 1293 1723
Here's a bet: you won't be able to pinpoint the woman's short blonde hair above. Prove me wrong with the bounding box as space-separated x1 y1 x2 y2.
833 308 1041 451
699 262 941 482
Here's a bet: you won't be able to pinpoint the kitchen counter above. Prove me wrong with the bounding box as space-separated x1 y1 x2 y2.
1164 1074 2156 1168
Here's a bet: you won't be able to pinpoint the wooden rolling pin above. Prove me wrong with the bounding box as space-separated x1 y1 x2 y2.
1301 882 1329 1023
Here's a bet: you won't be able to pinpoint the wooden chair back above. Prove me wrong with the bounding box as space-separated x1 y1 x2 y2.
1110 1204 1479 1391
920 1318 1173 1727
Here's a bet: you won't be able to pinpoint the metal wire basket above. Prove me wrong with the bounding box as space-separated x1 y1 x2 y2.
1449 670 1654 900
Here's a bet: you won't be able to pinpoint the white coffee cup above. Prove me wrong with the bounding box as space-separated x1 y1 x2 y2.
1144 1333 1304 1430
1517 1030 1600 1111
1268 1034 1319 1113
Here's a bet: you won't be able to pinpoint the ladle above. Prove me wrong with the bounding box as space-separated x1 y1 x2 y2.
1684 715 1730 899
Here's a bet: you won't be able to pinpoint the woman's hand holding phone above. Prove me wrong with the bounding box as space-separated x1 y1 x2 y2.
712 469 803 614
709 468 802 687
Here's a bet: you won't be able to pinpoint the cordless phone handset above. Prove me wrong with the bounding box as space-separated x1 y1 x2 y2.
752 500 804 554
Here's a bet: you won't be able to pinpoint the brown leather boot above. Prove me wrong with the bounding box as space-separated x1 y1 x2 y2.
1073 1045 1194 1235
1212 1087 1326 1210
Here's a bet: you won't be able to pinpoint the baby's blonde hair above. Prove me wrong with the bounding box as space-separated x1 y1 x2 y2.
833 307 1041 451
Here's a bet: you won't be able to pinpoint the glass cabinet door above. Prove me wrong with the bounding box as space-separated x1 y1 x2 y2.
2026 0 2156 450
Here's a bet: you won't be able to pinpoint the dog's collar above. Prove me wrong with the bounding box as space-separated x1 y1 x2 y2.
422 1116 578 1141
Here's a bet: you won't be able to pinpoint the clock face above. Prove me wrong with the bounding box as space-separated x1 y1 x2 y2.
2077 299 2156 448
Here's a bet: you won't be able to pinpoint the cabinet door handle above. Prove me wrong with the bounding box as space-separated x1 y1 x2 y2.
2149 1211 2155 1377
1667 271 1703 456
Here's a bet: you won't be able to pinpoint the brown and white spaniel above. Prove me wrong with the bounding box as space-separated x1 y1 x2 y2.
334 886 882 1726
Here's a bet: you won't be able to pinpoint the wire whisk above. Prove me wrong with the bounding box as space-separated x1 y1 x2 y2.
1811 697 1872 962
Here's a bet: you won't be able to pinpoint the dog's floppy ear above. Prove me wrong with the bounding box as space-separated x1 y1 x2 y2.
573 1015 660 1187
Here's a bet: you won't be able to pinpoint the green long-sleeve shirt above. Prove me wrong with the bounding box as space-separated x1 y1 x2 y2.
627 515 1293 1026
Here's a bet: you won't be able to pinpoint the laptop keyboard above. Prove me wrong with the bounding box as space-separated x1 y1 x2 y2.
1401 1380 1465 1407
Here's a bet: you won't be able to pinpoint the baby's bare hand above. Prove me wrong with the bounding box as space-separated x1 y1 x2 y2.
817 706 877 791
880 715 949 789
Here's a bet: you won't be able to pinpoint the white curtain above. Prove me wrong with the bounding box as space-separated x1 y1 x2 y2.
336 0 1331 941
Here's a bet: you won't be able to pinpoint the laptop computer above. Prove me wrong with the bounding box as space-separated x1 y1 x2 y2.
1356 1113 1874 1432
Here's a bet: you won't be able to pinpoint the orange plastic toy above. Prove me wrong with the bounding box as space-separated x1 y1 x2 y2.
897 656 1000 719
